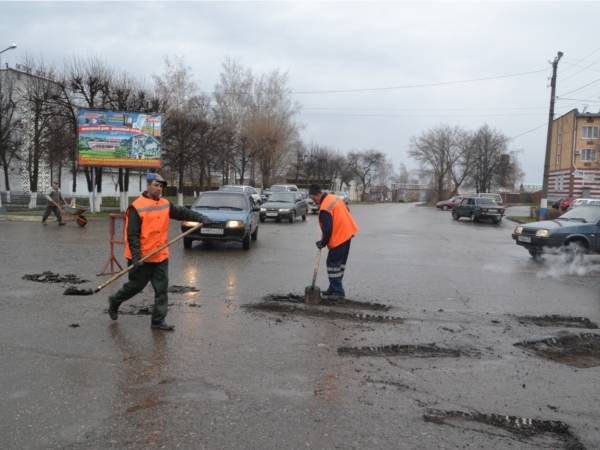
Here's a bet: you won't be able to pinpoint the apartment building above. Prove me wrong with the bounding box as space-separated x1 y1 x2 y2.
550 108 600 198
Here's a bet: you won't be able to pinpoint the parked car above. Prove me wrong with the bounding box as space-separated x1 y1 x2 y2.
261 184 298 202
307 197 319 214
475 193 504 206
260 192 308 223
559 196 576 211
334 191 349 205
436 196 465 211
512 204 600 259
181 191 259 250
219 185 261 204
567 198 600 210
451 197 505 223
297 188 309 199
551 197 566 209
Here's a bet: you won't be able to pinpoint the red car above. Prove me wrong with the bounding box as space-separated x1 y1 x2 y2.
559 197 576 211
436 196 465 211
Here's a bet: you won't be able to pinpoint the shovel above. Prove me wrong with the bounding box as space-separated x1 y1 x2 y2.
63 223 203 296
305 248 322 304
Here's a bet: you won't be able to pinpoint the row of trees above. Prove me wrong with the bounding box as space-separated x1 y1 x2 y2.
408 123 524 202
0 54 401 208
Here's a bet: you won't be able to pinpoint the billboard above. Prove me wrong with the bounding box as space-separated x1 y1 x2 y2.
77 109 162 168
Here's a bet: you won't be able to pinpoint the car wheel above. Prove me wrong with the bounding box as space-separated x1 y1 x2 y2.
470 212 478 222
289 212 295 223
528 249 542 260
183 237 193 249
492 218 500 224
260 217 265 223
302 213 307 221
442 205 449 211
564 241 585 262
251 226 258 241
452 211 459 220
242 232 251 250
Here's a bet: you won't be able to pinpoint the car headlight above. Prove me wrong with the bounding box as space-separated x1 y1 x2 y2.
183 221 200 227
514 226 523 234
260 208 266 212
535 229 551 238
279 208 290 212
226 220 244 228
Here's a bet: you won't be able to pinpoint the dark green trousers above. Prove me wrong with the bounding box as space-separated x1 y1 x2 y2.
110 259 169 324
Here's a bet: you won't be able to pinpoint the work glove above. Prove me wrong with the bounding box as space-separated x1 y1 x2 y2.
315 240 325 249
132 258 144 269
198 215 213 225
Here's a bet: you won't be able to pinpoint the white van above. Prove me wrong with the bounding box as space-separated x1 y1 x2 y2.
475 193 503 206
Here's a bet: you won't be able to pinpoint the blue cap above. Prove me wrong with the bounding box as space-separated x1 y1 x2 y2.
147 173 167 186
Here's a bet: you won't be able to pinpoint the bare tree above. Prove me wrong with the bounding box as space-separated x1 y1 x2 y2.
0 69 22 203
408 124 459 202
373 156 394 200
347 149 385 200
468 124 512 193
445 128 476 195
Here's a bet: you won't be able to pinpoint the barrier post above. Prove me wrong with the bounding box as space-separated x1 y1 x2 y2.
97 214 126 276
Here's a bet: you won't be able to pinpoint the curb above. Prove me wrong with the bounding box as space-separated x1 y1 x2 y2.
0 215 50 222
506 216 526 224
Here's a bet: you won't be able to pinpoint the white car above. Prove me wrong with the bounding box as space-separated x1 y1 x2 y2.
218 185 261 204
568 198 600 210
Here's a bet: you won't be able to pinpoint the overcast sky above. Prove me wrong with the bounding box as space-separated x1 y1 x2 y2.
3 1 600 185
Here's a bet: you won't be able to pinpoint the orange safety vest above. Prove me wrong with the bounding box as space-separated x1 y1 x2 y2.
318 194 359 249
124 196 171 263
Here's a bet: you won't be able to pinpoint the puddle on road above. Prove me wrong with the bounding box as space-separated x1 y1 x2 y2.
516 315 598 329
424 409 585 450
514 333 600 368
338 344 461 358
264 293 391 311
245 302 403 324
22 272 88 284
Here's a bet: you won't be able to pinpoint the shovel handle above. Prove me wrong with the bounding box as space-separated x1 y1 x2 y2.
311 248 322 289
93 222 203 293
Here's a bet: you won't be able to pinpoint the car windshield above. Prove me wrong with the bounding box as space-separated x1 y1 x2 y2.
559 204 600 222
194 193 247 210
268 193 295 203
270 186 288 192
475 198 496 205
335 191 345 196
219 186 243 192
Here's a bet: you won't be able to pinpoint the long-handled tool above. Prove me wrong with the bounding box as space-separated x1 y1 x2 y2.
305 248 322 304
63 223 203 296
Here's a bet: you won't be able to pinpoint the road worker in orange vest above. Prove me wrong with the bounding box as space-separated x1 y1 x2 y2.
108 173 212 330
308 184 359 299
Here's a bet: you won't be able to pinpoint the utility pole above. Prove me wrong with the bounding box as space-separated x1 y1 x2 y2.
540 51 563 221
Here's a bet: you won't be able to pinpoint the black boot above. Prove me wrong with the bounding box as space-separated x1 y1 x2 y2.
151 321 175 330
107 298 119 320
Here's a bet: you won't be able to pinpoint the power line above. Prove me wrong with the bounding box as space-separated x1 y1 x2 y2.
557 77 600 97
290 68 548 94
510 122 548 140
300 112 545 118
303 106 548 111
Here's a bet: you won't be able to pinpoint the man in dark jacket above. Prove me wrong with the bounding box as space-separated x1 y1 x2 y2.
42 181 68 225
108 173 212 330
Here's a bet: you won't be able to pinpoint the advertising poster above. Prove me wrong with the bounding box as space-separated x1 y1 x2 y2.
77 109 162 168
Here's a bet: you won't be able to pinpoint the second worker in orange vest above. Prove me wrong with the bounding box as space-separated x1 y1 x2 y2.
107 173 213 330
308 184 359 299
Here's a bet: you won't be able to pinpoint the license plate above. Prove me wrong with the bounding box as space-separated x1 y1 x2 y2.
267 212 278 217
201 228 224 235
488 209 497 212
518 236 531 243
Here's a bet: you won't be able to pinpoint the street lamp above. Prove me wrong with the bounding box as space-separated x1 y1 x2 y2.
0 44 17 214
540 51 563 221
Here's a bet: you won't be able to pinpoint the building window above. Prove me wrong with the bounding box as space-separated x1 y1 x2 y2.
581 148 597 162
554 173 564 191
556 153 561 165
558 134 562 144
582 126 599 139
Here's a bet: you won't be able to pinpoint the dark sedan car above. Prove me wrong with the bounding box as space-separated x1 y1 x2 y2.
437 196 465 211
451 197 505 223
259 192 308 223
512 204 600 259
181 191 259 250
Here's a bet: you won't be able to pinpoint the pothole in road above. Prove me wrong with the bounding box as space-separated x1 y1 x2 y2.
516 315 598 329
167 285 199 294
22 272 88 284
338 344 461 358
245 303 403 324
264 293 392 311
514 333 600 368
423 409 585 450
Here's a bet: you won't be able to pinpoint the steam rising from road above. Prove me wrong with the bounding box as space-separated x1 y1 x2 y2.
536 244 600 279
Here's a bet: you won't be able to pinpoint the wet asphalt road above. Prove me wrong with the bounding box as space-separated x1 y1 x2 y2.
1 203 599 449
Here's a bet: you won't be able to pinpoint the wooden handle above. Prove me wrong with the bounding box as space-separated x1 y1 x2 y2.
311 248 321 289
94 222 203 293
